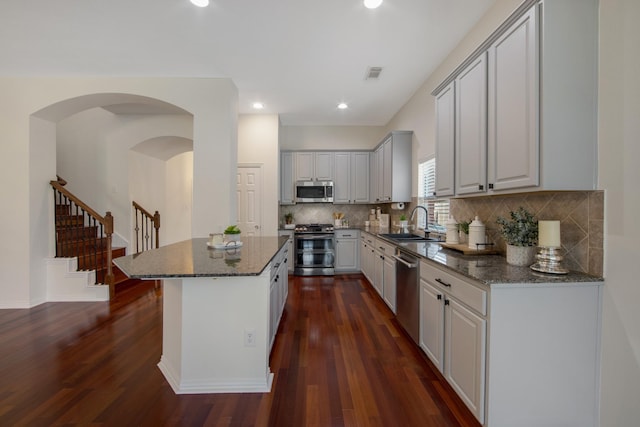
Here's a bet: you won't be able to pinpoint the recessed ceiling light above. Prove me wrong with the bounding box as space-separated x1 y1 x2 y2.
337 103 349 110
252 102 264 110
364 0 383 9
190 0 209 7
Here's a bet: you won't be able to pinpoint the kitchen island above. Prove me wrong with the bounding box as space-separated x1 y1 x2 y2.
114 236 289 394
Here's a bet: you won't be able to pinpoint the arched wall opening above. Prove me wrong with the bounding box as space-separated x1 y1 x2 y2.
0 78 238 307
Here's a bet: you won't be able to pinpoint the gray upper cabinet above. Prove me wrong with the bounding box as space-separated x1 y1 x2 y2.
487 5 539 191
435 82 455 197
280 151 295 205
295 152 334 181
333 152 370 204
433 0 598 196
373 131 412 203
455 53 487 196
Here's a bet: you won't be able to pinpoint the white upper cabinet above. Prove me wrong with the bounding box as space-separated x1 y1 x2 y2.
432 0 598 196
279 151 295 205
487 5 539 191
373 131 412 203
435 82 455 197
333 152 370 204
455 53 487 196
295 152 334 181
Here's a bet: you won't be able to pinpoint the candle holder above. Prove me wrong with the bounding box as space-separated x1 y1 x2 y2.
530 246 569 275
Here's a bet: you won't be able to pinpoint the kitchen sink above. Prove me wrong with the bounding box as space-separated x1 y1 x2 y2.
379 233 441 242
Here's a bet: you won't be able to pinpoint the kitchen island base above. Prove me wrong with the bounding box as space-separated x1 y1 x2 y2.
158 275 273 394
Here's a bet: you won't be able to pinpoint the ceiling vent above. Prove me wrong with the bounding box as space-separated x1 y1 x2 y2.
365 66 383 80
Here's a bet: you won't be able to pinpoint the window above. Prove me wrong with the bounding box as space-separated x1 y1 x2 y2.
417 157 449 233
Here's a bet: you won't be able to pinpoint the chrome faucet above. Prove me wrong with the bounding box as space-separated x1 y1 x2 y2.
410 205 429 235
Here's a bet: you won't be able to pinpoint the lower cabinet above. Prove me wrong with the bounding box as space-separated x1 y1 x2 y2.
420 261 486 423
278 230 294 273
269 245 289 352
420 259 603 427
335 229 360 273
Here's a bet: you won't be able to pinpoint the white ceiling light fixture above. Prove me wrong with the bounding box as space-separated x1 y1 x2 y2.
337 103 349 110
364 0 383 9
252 102 264 110
190 0 209 7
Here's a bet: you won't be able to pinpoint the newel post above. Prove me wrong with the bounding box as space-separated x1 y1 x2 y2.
153 211 161 249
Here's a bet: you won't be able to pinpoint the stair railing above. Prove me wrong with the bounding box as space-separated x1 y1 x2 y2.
132 201 160 253
50 177 115 298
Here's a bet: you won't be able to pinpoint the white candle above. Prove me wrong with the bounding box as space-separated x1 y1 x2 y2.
538 220 561 248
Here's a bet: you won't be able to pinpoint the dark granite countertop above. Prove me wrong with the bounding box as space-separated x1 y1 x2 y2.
359 227 603 287
113 236 288 279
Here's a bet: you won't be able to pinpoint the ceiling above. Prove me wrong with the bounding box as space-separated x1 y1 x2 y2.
0 0 495 126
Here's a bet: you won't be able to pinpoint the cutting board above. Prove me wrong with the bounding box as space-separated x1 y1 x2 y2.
438 242 498 255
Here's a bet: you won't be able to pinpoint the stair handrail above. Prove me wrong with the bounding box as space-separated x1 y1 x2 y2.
50 177 115 298
132 201 160 253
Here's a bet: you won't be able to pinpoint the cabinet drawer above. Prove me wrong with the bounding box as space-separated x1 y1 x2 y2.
336 229 359 239
374 238 395 255
420 261 487 316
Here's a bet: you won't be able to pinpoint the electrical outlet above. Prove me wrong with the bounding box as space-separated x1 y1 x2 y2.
244 329 256 347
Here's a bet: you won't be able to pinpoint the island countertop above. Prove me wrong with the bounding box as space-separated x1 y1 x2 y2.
113 236 288 278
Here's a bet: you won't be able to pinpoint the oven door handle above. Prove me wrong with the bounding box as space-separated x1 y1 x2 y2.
296 234 334 240
392 254 418 269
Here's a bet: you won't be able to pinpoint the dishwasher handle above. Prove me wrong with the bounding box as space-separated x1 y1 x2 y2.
393 254 418 269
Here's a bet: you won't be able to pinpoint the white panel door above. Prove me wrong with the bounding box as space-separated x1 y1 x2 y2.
333 152 351 203
237 165 262 237
420 279 445 372
352 152 370 203
435 82 456 197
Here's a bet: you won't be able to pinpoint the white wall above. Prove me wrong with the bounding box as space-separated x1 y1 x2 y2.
0 77 237 307
598 0 640 424
238 115 280 236
280 125 386 151
164 152 193 245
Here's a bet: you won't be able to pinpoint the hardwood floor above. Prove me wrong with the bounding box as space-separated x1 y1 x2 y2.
0 275 480 427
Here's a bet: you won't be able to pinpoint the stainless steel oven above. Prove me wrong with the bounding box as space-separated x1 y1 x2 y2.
294 224 335 276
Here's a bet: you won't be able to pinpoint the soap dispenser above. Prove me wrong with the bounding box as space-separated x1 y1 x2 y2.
468 216 486 249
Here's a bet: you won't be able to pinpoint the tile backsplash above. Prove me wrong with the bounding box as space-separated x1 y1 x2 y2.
448 191 604 276
280 190 604 277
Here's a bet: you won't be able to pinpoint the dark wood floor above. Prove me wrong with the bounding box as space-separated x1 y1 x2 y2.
0 275 480 426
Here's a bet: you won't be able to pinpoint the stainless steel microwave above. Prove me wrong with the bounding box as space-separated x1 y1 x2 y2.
295 181 334 203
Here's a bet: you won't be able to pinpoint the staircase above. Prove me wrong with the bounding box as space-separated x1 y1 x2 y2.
51 178 143 299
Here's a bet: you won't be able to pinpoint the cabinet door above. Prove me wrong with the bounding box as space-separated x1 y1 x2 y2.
333 152 351 203
373 250 384 297
335 237 358 272
314 152 334 181
351 152 370 203
488 6 539 191
420 278 445 372
455 53 487 195
295 152 315 181
383 254 396 313
375 146 384 202
360 240 369 279
280 152 295 204
435 82 456 197
445 298 486 423
382 138 393 201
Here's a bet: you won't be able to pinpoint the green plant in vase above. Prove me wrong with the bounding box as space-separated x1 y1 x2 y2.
496 207 538 266
224 225 242 243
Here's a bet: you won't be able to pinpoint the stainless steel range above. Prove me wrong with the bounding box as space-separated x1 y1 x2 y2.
294 224 335 276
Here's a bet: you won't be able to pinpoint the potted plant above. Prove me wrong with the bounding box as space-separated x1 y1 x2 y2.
457 220 470 243
496 207 538 266
223 225 242 243
284 212 295 229
399 214 408 230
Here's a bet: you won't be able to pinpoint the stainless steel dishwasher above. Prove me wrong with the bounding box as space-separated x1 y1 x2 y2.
393 248 420 344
